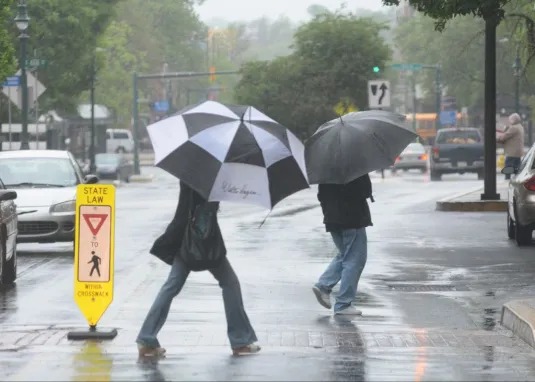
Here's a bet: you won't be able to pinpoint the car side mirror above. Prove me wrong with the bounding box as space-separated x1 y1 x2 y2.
501 166 516 175
0 190 17 202
84 175 99 184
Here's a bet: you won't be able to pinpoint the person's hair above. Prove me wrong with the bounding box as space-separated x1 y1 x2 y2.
509 113 522 125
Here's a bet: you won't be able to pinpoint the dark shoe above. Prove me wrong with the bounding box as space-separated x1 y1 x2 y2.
137 344 166 358
232 343 261 356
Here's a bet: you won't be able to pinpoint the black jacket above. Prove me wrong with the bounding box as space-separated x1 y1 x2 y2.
150 181 205 265
318 175 373 232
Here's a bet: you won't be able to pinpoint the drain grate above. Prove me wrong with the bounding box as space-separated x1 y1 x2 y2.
388 284 458 292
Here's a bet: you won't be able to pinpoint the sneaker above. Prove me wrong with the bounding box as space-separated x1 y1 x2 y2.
334 306 362 316
312 286 332 309
232 343 261 356
137 344 166 358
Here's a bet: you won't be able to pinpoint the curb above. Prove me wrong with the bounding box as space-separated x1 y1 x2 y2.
435 186 508 212
501 299 535 348
129 174 154 183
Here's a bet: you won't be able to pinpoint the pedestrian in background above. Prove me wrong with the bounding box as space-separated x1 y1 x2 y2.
136 181 260 358
497 113 525 179
312 174 373 316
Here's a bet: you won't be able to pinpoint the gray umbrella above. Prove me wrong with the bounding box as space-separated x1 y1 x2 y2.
305 110 418 184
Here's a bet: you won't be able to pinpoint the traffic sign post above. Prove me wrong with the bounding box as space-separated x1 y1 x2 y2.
368 80 391 108
68 184 117 340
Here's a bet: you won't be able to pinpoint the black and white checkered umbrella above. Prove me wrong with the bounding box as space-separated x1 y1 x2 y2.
147 101 309 209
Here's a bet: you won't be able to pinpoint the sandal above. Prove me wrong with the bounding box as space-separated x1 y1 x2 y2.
232 343 261 356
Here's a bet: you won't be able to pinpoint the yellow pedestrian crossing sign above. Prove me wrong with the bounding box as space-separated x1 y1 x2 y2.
68 183 117 340
334 98 358 116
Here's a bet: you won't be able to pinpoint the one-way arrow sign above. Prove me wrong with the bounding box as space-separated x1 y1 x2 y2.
368 80 391 108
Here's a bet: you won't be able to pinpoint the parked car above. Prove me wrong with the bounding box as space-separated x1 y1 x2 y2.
0 178 17 285
429 127 485 181
392 142 428 173
106 128 134 153
502 143 535 246
0 150 98 244
95 153 134 183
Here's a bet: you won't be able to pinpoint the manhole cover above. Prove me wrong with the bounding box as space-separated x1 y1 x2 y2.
388 284 458 292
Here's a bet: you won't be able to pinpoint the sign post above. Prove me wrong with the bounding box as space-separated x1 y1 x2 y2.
68 184 117 340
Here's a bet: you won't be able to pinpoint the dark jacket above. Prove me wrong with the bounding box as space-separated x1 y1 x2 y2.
318 175 373 232
150 181 205 265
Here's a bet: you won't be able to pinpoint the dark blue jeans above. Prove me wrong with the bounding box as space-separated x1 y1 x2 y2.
505 156 521 179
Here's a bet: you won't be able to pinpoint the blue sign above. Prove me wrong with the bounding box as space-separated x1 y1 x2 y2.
2 76 20 87
439 110 457 126
153 100 169 112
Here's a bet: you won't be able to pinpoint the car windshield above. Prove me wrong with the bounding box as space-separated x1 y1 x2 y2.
96 154 120 166
0 157 78 188
403 143 425 154
436 130 481 144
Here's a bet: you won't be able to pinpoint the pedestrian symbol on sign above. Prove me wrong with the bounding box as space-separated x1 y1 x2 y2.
88 251 102 277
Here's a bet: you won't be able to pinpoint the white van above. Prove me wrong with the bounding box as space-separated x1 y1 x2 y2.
106 129 134 153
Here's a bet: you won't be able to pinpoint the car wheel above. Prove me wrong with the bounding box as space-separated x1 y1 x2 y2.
514 205 533 246
430 171 442 181
507 209 516 240
5 247 16 285
0 227 15 285
116 147 126 154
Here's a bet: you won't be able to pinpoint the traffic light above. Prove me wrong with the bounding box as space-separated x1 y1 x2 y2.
373 66 380 73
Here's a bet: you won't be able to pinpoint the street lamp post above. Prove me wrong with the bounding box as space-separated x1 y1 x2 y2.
513 47 521 115
14 0 30 150
89 54 96 174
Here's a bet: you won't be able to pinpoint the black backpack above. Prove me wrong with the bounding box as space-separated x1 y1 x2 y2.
178 192 227 271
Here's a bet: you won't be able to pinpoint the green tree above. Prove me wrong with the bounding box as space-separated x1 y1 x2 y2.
0 0 16 83
235 13 391 138
24 0 120 113
90 21 148 128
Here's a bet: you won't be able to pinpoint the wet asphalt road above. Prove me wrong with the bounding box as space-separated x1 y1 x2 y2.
2 168 535 381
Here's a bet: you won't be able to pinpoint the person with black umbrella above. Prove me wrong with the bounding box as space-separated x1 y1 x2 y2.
311 174 374 315
305 110 416 315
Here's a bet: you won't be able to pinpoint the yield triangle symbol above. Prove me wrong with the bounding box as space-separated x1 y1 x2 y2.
83 214 108 236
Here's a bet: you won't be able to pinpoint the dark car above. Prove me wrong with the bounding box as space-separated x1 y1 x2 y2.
0 177 17 285
95 153 134 183
429 127 485 181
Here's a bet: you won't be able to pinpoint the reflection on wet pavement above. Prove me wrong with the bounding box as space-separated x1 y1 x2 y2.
2 169 535 381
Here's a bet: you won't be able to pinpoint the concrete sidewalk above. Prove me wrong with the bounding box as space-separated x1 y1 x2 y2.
502 299 535 349
436 180 509 212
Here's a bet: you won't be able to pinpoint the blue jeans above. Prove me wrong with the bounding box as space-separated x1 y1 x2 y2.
505 156 521 179
136 256 257 349
315 228 368 313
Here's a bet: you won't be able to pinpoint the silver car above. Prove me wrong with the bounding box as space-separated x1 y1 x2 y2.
0 178 17 285
0 150 98 244
503 143 535 246
392 142 428 173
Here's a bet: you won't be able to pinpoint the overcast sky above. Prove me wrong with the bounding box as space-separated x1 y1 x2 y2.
195 0 387 22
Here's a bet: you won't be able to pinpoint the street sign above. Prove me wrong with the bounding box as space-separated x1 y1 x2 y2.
25 58 48 69
1 70 46 109
333 98 358 116
368 80 391 108
439 110 457 126
391 63 423 71
1 76 20 87
153 100 169 112
69 183 117 339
